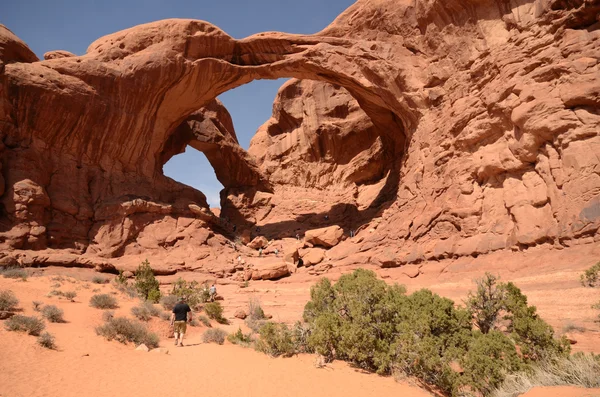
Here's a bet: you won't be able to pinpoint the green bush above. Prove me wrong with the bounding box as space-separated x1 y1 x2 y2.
255 322 296 357
227 327 253 346
581 262 600 287
134 259 160 301
95 316 159 348
131 301 161 321
169 278 209 308
301 269 569 396
41 305 65 323
160 294 178 311
90 294 118 309
5 315 45 336
37 332 57 349
202 328 227 345
1 267 28 280
204 302 228 324
0 290 19 311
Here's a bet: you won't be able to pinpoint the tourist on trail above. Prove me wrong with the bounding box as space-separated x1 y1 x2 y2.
350 230 355 238
209 283 217 302
170 297 192 347
295 233 300 241
274 248 279 257
259 247 263 257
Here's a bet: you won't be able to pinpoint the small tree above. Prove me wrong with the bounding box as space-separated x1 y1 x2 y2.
134 260 160 302
466 273 506 334
581 262 600 287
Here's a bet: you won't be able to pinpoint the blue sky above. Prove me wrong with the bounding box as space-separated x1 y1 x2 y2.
3 0 354 207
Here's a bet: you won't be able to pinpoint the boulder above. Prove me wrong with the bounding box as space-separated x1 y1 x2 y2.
248 236 268 250
234 309 247 319
135 344 149 352
43 50 76 60
304 226 344 248
302 248 325 266
247 259 290 280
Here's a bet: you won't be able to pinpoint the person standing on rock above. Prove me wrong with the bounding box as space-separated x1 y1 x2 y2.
209 283 217 302
170 297 192 347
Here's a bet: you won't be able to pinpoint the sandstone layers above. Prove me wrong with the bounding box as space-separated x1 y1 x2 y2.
0 0 599 277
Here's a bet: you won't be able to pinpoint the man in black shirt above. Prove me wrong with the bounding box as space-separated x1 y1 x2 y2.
170 297 192 347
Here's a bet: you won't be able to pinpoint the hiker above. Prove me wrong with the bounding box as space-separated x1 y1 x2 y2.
258 247 263 257
324 215 329 221
297 257 304 267
232 224 237 233
350 230 355 238
274 248 279 257
295 233 300 241
170 297 192 347
209 284 217 302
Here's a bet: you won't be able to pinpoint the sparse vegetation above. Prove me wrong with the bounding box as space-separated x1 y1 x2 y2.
202 328 227 345
5 315 45 336
170 278 209 308
580 261 600 287
134 259 161 302
1 267 28 280
297 269 571 396
32 301 43 311
248 297 266 320
102 310 115 322
562 322 586 333
0 290 19 311
198 315 211 327
159 311 171 321
255 322 296 357
491 353 600 397
227 327 253 347
37 332 57 349
41 305 65 323
96 316 159 348
113 280 137 298
92 276 109 284
63 291 77 302
160 294 178 311
189 318 199 327
90 294 118 309
204 302 228 324
131 301 161 321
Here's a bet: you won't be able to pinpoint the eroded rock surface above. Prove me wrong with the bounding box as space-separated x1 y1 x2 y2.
0 0 599 278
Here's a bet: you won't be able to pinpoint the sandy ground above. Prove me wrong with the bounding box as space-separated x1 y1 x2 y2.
1 243 600 397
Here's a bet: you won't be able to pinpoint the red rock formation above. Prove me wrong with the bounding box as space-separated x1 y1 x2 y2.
0 0 599 278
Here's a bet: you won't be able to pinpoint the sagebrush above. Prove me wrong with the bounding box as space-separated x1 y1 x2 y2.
5 315 45 336
41 305 65 323
202 328 227 345
96 316 159 348
89 294 118 309
37 332 57 349
0 289 19 311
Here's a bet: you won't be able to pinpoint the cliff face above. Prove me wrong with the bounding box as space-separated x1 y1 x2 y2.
0 0 599 274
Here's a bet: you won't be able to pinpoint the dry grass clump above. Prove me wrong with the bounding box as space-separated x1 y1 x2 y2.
198 315 211 327
202 328 227 345
0 290 19 311
95 316 159 348
5 315 45 336
1 267 28 280
131 301 161 321
90 294 118 309
92 276 109 284
32 300 43 311
37 332 57 349
491 353 600 397
159 295 178 311
41 305 65 323
562 322 585 333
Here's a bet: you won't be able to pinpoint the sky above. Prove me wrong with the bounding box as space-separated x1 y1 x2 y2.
2 0 354 208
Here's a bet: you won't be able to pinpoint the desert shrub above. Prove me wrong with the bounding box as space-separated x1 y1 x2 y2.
592 301 600 310
114 281 137 298
227 327 253 347
0 290 19 311
503 282 570 361
466 273 506 334
159 311 171 321
562 322 586 333
41 305 65 323
134 259 160 302
131 301 161 321
580 262 600 287
95 316 159 348
160 294 178 311
202 328 227 345
102 310 115 322
204 302 228 324
302 269 569 396
32 300 43 311
170 278 209 308
461 331 525 395
198 315 211 327
491 353 600 397
189 318 199 327
248 297 266 320
1 267 28 280
255 322 296 357
63 291 77 301
115 270 128 285
92 276 109 284
90 294 118 309
5 315 45 336
292 321 313 353
37 332 57 349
